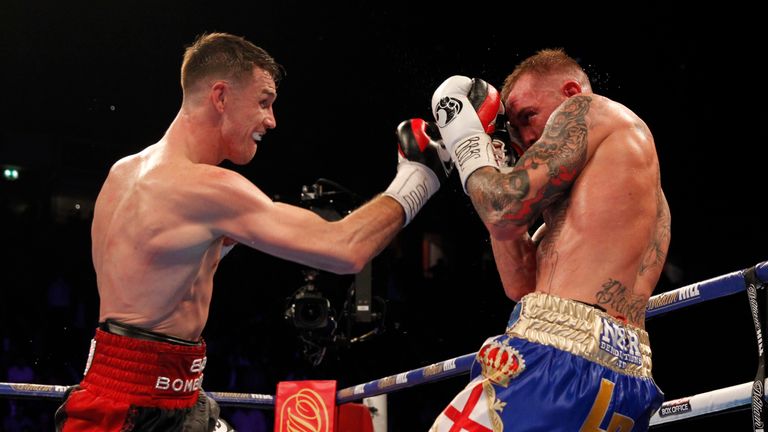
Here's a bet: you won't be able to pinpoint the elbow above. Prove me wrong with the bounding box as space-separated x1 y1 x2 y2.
335 233 380 274
329 252 368 275
340 258 367 275
479 207 531 241
499 260 537 302
503 285 524 302
503 283 535 303
486 222 529 242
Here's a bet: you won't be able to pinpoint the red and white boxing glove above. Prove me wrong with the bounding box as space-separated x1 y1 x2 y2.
384 118 452 226
491 118 525 171
432 76 502 192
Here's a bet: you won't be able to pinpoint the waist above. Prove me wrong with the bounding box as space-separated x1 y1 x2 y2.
507 292 653 377
99 319 201 346
81 325 207 408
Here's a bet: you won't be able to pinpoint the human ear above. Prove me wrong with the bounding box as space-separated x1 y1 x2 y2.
562 80 582 97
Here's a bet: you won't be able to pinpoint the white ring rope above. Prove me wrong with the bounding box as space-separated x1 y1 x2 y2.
649 380 763 426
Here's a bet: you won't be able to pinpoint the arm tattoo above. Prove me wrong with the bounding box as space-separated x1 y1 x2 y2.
595 278 647 324
469 96 591 228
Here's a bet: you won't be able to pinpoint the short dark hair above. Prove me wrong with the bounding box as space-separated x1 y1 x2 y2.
181 32 283 93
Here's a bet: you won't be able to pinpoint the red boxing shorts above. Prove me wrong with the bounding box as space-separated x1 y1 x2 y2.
55 324 221 431
431 292 664 432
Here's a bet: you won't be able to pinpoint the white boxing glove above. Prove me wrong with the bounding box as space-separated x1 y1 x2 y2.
431 76 503 192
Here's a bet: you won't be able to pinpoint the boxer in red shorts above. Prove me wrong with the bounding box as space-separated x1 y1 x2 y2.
55 31 451 431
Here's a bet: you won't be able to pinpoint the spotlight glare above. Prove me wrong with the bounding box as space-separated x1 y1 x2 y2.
3 168 19 181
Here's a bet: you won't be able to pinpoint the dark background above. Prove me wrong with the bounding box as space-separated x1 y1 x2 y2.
1 1 766 430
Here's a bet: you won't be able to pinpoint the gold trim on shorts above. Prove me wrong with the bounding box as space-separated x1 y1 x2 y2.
506 292 653 377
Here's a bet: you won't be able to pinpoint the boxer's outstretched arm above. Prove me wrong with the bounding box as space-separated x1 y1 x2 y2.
195 167 404 274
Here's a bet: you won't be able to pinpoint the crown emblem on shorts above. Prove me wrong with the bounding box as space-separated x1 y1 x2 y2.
477 339 525 387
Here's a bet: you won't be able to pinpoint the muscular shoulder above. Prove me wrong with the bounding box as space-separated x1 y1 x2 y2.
182 164 261 195
588 95 651 138
106 152 142 182
581 95 655 157
578 97 660 192
172 164 273 220
114 148 259 200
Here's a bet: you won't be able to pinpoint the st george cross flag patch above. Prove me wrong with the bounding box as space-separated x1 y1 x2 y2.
430 380 504 432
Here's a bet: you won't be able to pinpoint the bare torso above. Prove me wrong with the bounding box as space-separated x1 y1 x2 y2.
93 143 228 340
533 96 670 326
91 65 407 342
92 139 405 340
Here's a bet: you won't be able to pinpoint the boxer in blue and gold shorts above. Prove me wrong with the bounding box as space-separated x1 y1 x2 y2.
431 293 663 431
428 47 670 431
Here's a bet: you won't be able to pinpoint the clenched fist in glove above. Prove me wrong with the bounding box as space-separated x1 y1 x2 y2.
384 118 452 226
432 76 503 192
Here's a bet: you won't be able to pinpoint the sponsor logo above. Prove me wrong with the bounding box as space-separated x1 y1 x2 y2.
599 318 642 368
454 136 482 168
154 356 207 393
278 388 331 432
434 97 463 127
377 376 396 389
423 363 444 377
337 387 354 398
10 383 68 393
753 379 764 429
748 284 764 356
443 358 456 371
646 284 701 312
209 392 272 402
155 374 204 392
658 398 691 417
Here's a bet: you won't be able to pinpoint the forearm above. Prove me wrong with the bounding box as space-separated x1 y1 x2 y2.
467 167 535 239
491 234 537 301
253 198 402 275
330 195 404 273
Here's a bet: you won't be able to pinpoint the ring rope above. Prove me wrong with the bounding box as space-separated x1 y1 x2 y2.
0 382 276 408
649 380 765 426
645 260 768 319
336 353 476 405
745 265 767 431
